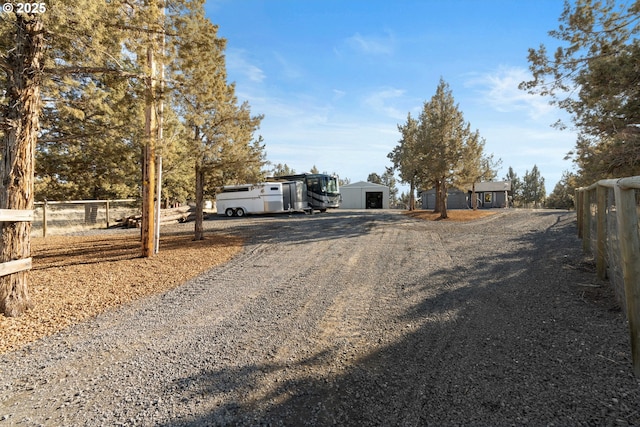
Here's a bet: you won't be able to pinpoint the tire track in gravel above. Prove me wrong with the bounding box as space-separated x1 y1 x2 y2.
2 210 639 426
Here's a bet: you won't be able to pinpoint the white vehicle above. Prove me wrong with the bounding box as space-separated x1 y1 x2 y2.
216 181 308 217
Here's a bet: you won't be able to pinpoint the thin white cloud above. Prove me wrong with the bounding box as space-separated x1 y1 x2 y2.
226 48 266 83
465 66 556 120
363 87 407 120
345 31 395 55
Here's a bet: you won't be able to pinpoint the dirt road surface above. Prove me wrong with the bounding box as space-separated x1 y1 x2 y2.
1 209 639 426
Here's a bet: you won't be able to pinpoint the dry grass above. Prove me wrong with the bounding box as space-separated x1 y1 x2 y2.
403 209 499 222
0 231 243 354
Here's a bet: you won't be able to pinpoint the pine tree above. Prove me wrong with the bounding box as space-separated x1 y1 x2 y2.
458 130 500 210
521 0 640 182
389 112 420 210
522 165 546 208
417 79 468 219
169 1 263 240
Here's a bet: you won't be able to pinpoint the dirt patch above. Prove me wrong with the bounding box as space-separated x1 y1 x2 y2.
403 208 499 222
0 231 243 354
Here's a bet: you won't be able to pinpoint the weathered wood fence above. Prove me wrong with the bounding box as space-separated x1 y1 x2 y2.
576 176 640 377
0 208 34 277
34 199 138 237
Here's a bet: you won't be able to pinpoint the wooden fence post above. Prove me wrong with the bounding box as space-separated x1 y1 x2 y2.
596 185 607 280
613 183 640 377
576 189 583 238
42 199 47 238
105 200 110 229
582 188 591 253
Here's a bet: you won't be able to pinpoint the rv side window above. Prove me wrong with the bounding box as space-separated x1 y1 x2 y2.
222 187 250 193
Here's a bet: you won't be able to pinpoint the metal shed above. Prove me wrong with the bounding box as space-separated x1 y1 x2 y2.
340 181 390 209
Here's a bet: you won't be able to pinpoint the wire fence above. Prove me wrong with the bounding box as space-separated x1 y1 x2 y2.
32 199 140 237
576 176 640 377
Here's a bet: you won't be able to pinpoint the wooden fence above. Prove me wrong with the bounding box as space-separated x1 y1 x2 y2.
576 176 640 377
34 199 138 237
0 208 34 277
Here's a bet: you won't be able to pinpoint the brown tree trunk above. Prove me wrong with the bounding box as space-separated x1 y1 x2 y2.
141 46 156 258
471 182 477 210
194 160 205 240
434 180 442 213
440 180 449 219
0 15 45 317
409 177 415 211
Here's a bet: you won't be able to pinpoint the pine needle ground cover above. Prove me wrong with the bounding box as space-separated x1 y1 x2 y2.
404 209 499 222
0 232 243 354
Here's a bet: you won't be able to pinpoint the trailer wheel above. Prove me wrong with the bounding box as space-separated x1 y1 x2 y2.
235 208 245 217
225 208 235 217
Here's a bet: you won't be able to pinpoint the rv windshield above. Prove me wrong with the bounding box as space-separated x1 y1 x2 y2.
326 177 338 194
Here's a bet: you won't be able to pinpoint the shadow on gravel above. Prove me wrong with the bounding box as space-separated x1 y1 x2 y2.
207 209 408 246
162 211 640 426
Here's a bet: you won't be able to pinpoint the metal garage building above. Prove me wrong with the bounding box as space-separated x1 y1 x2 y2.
340 181 390 209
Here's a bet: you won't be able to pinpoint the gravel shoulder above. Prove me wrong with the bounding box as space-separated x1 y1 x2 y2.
1 209 639 426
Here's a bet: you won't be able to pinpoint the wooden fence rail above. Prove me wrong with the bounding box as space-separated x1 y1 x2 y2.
576 176 640 377
0 209 34 277
34 199 138 237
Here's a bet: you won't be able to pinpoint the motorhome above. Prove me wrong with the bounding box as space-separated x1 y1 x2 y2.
216 181 308 217
269 173 341 212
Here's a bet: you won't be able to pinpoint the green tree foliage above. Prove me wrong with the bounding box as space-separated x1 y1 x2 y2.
546 170 577 209
168 0 264 239
271 163 296 176
389 112 420 210
521 165 546 208
367 173 382 184
458 130 501 210
521 0 640 183
503 166 523 207
391 79 497 218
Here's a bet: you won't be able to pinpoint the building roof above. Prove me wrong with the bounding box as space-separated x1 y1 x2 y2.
342 181 389 189
469 181 511 192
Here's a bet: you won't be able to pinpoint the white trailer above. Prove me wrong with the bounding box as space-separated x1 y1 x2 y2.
216 181 308 217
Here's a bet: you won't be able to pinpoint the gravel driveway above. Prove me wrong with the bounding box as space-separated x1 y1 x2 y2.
1 209 639 426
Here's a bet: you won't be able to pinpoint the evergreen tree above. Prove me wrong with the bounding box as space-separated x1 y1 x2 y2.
169 1 263 240
389 112 420 210
272 163 296 177
367 173 382 184
503 166 523 207
522 165 546 208
521 0 640 182
546 170 577 210
458 129 500 210
417 79 469 219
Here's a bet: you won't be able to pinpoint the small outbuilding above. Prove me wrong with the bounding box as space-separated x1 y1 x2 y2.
340 181 390 209
420 181 512 209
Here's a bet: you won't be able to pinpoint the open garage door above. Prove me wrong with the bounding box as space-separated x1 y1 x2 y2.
366 191 383 209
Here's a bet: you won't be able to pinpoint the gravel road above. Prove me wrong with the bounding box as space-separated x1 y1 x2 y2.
1 209 639 426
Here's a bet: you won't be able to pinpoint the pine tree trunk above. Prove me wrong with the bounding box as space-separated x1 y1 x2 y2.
409 178 415 211
0 15 44 317
472 182 477 210
440 180 449 219
194 160 205 241
434 180 442 213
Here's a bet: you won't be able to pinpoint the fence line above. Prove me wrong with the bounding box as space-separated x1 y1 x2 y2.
576 176 640 377
0 209 34 277
34 199 138 237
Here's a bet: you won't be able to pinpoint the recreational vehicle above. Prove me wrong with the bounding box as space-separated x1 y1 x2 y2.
269 173 341 211
216 181 308 217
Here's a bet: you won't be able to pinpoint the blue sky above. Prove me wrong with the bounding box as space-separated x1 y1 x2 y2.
204 0 578 194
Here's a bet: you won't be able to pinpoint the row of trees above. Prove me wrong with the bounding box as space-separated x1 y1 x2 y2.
503 165 547 208
521 0 640 188
0 1 264 316
388 79 499 218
